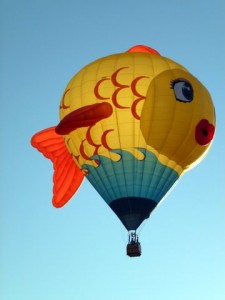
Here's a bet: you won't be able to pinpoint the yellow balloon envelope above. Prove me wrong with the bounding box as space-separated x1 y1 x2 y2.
32 45 216 234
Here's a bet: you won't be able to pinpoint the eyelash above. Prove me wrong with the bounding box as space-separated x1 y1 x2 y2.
170 79 179 89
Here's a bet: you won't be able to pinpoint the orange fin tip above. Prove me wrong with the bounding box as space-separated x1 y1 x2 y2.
31 127 84 207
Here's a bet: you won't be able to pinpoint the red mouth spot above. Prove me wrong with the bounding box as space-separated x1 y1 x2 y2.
195 119 215 145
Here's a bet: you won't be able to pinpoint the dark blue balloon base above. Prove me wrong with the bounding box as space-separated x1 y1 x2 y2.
109 197 157 231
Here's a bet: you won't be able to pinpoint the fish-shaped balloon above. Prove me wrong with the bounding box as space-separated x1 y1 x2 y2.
31 45 215 232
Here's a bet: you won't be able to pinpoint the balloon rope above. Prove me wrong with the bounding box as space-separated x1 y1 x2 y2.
137 219 147 237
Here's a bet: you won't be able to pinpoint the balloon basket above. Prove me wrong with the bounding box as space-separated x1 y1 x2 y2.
126 231 141 257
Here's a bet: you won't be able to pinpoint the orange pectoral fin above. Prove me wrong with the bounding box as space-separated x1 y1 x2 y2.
31 127 84 207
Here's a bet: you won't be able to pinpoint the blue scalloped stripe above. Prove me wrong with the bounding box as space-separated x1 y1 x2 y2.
82 148 179 205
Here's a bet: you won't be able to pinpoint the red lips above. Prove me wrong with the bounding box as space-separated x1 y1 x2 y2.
195 119 215 145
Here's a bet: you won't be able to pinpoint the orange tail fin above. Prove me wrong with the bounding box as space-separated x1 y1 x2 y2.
31 127 84 207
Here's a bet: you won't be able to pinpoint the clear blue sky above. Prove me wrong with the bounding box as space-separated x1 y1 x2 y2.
1 1 225 299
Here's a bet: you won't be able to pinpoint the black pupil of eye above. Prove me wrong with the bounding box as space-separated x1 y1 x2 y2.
182 82 193 100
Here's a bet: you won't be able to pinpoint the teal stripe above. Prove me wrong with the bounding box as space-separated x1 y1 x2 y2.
82 148 179 205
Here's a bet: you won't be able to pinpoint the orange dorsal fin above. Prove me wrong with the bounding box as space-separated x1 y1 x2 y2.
31 127 84 207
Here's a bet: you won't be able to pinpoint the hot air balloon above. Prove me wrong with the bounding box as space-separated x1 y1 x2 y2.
31 45 215 257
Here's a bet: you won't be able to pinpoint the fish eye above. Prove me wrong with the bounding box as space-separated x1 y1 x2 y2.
170 79 194 103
